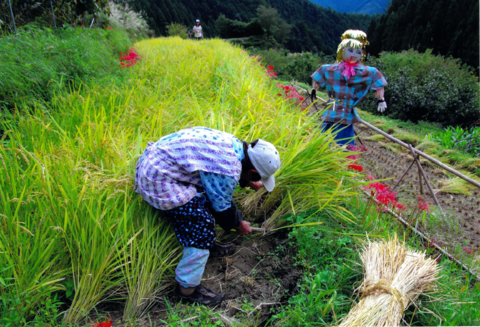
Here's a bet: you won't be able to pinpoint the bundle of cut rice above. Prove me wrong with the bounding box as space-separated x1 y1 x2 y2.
339 237 440 327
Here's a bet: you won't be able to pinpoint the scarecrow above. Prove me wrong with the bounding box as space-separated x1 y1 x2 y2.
135 127 280 306
311 30 388 146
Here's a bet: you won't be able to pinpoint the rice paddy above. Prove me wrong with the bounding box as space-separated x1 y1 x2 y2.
1 35 478 326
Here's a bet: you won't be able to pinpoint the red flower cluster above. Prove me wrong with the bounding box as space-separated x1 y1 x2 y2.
416 196 430 212
120 48 141 68
266 65 277 77
346 144 368 152
276 84 307 109
366 183 387 193
93 320 112 327
463 247 473 255
366 183 406 211
348 163 363 172
107 26 113 30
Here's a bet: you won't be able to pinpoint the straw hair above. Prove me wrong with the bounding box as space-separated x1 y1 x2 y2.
339 236 440 327
336 29 369 63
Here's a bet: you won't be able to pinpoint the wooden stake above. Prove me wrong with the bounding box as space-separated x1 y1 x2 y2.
408 145 444 214
392 159 415 190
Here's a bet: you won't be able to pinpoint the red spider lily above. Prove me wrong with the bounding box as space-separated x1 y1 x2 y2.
416 196 430 212
366 183 387 194
107 26 113 30
93 319 112 327
375 190 397 206
346 154 358 161
463 247 473 255
367 175 375 181
267 65 274 70
393 202 406 210
348 164 363 172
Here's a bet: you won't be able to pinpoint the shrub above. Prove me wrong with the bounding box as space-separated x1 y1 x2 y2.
247 48 334 84
166 23 188 39
362 50 480 127
107 1 152 38
0 26 132 113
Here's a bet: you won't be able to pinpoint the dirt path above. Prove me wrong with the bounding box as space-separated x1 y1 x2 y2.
354 123 480 259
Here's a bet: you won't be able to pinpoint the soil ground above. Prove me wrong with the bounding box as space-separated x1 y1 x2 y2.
89 232 302 326
355 124 480 255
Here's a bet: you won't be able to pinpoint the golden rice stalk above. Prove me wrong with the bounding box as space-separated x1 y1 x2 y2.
339 237 440 327
438 177 476 195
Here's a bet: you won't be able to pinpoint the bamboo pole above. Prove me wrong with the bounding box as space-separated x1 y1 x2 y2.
363 190 480 282
49 0 57 31
7 0 17 35
360 119 480 189
408 145 444 214
392 160 415 190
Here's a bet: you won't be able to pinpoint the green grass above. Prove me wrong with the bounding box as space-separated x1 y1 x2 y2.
268 194 480 326
0 36 361 324
0 26 131 113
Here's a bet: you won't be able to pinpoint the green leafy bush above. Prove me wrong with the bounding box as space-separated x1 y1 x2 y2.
0 26 132 112
167 23 188 38
427 125 480 156
248 48 334 83
362 50 480 127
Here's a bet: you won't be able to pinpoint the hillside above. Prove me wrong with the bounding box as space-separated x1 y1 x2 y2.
367 0 479 72
132 0 372 54
309 0 389 14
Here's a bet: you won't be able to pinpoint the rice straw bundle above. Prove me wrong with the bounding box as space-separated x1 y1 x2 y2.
339 237 440 327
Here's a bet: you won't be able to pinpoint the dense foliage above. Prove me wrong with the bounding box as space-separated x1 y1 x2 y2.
0 27 131 112
130 0 372 54
248 48 333 84
367 0 479 73
309 0 389 14
360 50 480 127
427 126 480 157
0 0 110 32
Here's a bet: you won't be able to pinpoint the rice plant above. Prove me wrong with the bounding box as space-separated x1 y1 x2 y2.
0 36 360 323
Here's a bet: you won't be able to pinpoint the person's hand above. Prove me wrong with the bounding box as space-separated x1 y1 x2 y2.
249 181 264 191
377 101 387 113
237 221 252 235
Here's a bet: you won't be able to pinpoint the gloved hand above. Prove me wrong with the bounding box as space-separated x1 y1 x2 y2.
377 101 387 113
311 88 317 102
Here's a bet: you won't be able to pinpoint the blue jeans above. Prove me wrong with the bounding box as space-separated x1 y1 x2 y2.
321 122 355 146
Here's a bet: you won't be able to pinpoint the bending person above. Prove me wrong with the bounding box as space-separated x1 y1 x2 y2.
135 126 280 306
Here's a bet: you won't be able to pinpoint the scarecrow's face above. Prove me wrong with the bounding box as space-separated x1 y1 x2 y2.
343 47 363 63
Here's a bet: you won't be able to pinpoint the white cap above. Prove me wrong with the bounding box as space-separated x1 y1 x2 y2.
247 139 281 192
195 19 200 22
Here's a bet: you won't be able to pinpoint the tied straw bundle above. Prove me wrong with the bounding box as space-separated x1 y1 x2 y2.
339 237 440 327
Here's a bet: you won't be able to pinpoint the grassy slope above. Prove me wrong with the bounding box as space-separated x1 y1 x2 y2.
0 37 359 325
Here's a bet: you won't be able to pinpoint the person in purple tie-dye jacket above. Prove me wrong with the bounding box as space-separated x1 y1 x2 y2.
135 126 281 306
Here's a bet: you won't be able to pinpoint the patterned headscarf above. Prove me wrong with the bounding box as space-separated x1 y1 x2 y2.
336 30 369 63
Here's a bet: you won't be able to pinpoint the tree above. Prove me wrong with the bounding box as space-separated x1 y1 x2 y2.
256 5 291 44
167 23 188 38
